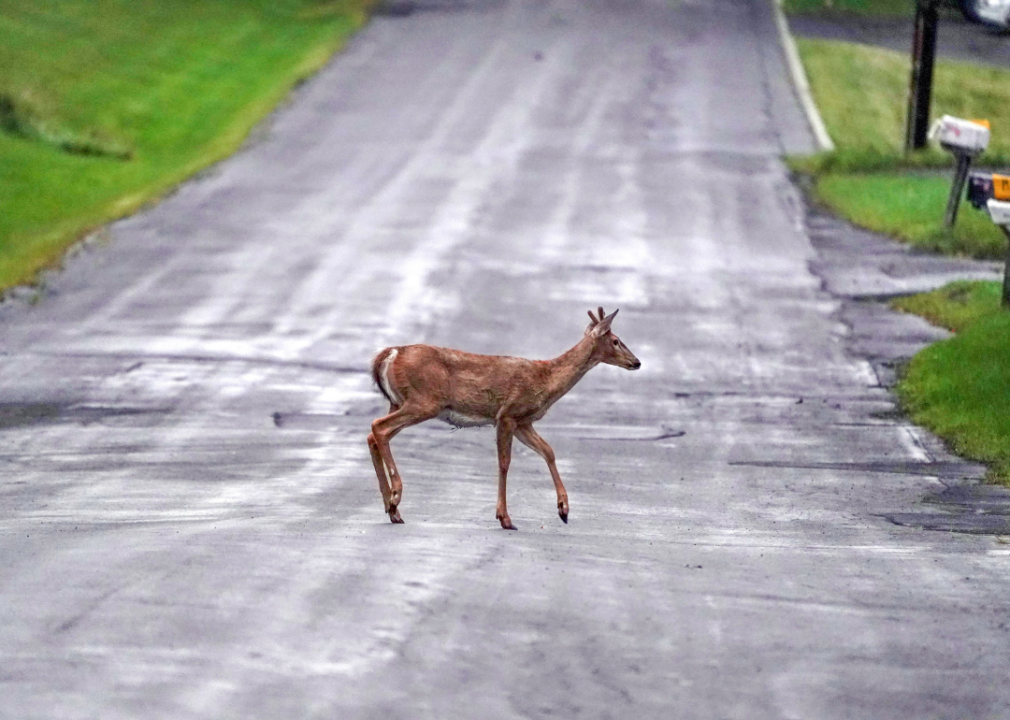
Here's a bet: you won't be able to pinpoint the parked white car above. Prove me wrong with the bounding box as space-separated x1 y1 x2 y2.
967 0 1010 29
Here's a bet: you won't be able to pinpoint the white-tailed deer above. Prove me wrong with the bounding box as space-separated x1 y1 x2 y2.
367 307 640 529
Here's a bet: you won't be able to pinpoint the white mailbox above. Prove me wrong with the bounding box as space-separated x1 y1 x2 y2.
987 199 1010 227
984 199 1010 308
929 115 991 154
933 116 992 227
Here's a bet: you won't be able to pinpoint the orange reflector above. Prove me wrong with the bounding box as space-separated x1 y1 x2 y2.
971 119 991 129
994 174 1010 201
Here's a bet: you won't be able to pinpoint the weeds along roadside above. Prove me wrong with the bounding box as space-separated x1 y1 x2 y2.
783 9 1010 486
0 0 371 291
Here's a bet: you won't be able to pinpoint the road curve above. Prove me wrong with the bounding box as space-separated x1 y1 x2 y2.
2 0 1009 718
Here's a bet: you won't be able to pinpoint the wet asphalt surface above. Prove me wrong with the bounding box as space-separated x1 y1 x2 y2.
3 0 1010 717
790 11 1010 68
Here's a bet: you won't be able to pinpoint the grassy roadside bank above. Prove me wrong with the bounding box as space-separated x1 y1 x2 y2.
893 282 1010 485
788 23 1010 486
0 0 370 290
788 37 1010 258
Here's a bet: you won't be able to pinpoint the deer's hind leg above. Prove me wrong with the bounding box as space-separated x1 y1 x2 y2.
370 402 438 524
367 404 398 515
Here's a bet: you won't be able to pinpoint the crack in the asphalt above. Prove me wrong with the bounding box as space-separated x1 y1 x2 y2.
0 402 172 430
609 427 686 442
27 350 368 375
883 484 1010 534
730 459 982 478
883 513 1010 535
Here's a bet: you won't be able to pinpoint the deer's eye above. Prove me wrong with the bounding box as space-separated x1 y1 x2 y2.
613 339 619 346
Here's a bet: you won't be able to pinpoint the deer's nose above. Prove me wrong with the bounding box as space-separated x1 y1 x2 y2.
631 360 641 370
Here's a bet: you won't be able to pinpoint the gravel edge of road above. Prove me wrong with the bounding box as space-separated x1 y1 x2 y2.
776 3 1010 533
801 190 1010 534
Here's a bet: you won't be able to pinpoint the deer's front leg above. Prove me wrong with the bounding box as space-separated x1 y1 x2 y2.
515 424 569 524
495 418 517 530
367 432 392 513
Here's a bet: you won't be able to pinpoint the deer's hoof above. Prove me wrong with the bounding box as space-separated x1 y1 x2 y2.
389 508 404 524
559 510 568 524
498 516 517 531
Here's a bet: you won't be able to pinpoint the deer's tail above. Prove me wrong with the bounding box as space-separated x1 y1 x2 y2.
371 347 401 405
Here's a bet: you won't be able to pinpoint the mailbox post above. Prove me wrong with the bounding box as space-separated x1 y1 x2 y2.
930 115 991 227
967 172 1010 308
986 200 1010 308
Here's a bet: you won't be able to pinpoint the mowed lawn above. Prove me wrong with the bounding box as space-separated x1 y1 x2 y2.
793 37 1010 259
0 0 369 289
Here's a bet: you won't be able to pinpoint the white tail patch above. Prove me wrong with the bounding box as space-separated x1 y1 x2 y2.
379 349 404 405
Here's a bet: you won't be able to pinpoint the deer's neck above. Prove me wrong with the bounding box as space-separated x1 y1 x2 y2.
543 336 599 403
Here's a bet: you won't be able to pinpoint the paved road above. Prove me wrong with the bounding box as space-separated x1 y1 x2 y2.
2 0 1009 717
790 12 1010 69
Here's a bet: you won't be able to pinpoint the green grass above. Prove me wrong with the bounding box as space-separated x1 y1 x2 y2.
0 0 370 289
798 39 1010 163
892 279 1004 330
892 281 1010 484
792 38 1010 259
815 173 1008 258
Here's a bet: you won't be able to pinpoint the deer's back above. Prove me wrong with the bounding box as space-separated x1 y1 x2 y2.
377 344 549 425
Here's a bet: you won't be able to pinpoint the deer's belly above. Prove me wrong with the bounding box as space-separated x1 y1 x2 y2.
437 409 494 428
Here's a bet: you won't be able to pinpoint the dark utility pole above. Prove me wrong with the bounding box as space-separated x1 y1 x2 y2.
905 0 939 152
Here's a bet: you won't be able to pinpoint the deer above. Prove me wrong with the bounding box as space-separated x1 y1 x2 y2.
367 307 640 529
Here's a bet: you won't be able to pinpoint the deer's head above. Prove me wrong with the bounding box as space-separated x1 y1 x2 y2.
585 307 640 370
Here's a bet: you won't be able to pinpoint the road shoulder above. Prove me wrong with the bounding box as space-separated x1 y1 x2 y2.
802 189 1010 533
